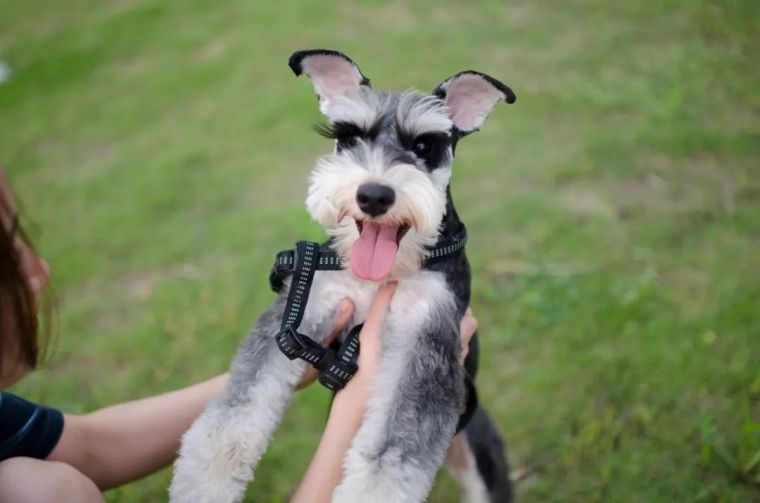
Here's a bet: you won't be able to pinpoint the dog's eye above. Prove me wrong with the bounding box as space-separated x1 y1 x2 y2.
410 133 448 159
403 132 450 169
413 139 432 158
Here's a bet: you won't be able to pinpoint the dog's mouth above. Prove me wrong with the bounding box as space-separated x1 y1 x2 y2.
350 219 411 281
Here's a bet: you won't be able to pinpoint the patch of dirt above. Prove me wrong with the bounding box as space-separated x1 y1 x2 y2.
337 2 416 36
123 262 203 300
32 141 116 183
558 186 617 219
193 36 230 62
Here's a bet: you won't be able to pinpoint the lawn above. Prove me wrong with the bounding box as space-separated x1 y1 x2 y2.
1 0 758 501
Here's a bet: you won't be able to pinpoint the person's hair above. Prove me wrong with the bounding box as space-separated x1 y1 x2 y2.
0 184 53 374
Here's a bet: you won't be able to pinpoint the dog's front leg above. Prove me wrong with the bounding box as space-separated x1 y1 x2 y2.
333 294 465 503
170 296 312 503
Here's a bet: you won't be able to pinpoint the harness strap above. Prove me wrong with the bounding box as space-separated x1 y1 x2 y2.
274 241 359 391
270 246 342 293
269 227 468 293
271 227 469 394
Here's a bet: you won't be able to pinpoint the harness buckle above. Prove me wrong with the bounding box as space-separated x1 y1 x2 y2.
275 325 308 359
318 358 359 391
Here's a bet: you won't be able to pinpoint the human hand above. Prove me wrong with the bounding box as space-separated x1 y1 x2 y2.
459 307 478 365
336 282 397 400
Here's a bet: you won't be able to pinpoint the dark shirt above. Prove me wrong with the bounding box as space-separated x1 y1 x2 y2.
0 392 64 461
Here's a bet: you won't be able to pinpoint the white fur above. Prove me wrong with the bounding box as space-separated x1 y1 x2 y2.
397 92 453 136
326 87 390 128
306 146 448 279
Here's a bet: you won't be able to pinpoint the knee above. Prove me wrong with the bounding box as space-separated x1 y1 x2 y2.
0 458 104 503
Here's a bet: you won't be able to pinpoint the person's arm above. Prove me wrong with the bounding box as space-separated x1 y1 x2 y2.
291 289 479 503
47 374 228 489
291 282 397 503
46 300 355 490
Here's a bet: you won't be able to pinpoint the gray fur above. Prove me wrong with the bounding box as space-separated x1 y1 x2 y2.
223 297 287 406
352 303 464 484
169 291 345 503
376 308 463 463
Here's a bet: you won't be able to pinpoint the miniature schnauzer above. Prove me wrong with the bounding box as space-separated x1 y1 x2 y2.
170 49 516 503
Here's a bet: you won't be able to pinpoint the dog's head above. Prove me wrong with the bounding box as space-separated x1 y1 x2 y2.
291 49 515 281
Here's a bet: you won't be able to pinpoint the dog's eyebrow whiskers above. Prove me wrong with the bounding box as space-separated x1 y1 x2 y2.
399 127 451 139
313 121 365 139
366 119 385 141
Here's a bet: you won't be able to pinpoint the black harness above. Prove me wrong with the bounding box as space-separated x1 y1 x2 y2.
270 240 361 391
268 229 477 430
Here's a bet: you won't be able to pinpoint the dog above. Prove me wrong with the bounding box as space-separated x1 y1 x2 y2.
170 49 516 503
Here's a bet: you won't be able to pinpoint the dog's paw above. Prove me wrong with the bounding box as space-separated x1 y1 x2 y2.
332 448 432 503
169 469 243 503
169 412 253 503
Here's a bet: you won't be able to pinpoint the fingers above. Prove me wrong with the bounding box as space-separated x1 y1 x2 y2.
324 298 355 346
363 282 397 331
460 307 478 340
295 367 318 390
459 307 478 365
335 298 355 332
354 282 397 374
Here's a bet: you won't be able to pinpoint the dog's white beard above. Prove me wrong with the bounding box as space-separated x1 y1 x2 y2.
306 148 449 279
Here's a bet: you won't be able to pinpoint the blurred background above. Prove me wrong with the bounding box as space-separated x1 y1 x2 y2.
1 1 758 501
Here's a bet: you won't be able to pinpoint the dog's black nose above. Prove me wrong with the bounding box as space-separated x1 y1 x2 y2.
356 183 395 217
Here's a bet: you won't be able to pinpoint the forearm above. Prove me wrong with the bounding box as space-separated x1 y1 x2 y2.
48 374 228 489
290 381 368 503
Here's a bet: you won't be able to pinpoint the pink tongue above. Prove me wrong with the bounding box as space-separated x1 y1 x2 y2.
351 221 399 281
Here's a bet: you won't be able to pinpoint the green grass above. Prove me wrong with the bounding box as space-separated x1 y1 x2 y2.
2 0 758 501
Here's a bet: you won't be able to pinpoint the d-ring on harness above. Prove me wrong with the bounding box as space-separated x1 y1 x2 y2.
268 229 469 395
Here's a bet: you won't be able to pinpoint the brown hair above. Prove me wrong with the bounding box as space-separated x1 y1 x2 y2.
0 176 53 375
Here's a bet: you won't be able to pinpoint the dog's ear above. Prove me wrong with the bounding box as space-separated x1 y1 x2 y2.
433 71 516 135
289 49 371 115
